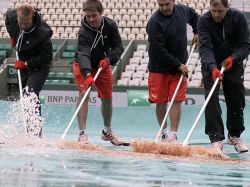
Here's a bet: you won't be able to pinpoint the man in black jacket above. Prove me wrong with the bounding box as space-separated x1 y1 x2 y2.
198 0 250 152
73 0 128 145
147 0 198 142
5 3 53 137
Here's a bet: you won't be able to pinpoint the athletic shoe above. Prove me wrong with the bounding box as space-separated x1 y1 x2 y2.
78 131 88 143
212 141 223 151
227 134 248 153
161 133 169 142
101 130 130 146
162 132 177 143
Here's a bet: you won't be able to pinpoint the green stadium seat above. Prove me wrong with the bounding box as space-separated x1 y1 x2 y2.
65 45 76 52
50 80 60 84
0 50 6 58
0 44 11 51
48 72 56 78
61 51 74 58
65 72 74 79
60 80 70 84
52 44 58 52
56 72 66 79
45 80 52 84
0 44 11 56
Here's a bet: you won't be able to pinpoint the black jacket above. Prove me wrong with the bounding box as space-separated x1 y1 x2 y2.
5 8 53 70
198 8 250 72
75 16 124 76
146 4 199 73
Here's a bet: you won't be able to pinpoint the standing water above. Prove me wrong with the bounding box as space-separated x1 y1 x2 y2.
0 101 249 186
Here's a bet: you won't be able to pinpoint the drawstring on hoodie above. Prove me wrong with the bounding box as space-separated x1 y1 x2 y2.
83 17 105 52
16 26 37 52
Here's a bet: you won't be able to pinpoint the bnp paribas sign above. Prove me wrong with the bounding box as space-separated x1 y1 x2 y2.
127 90 150 106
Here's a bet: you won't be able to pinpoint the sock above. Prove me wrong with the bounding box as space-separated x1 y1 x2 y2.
104 127 112 133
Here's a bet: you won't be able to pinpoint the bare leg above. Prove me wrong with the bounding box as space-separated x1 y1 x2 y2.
101 98 112 128
77 90 90 130
169 101 182 132
156 103 167 129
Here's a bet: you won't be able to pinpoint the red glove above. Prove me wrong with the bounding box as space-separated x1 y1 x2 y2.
15 60 26 69
83 74 94 90
99 58 109 70
211 68 223 81
10 37 15 48
222 56 234 71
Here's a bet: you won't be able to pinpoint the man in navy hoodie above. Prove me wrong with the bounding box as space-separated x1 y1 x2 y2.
147 0 199 142
198 0 250 152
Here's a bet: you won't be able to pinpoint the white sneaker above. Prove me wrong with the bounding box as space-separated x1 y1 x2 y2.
101 130 130 146
161 133 169 142
227 135 248 153
162 132 178 143
212 141 223 151
78 131 88 143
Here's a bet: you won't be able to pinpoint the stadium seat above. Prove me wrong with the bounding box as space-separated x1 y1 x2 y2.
128 79 140 86
53 20 61 27
132 71 144 80
136 34 145 40
128 34 136 40
74 14 82 21
57 27 64 33
55 72 66 79
123 28 131 34
127 9 135 15
48 8 55 15
131 28 140 35
135 21 143 27
137 64 148 72
127 21 135 27
68 33 77 39
0 51 7 59
61 52 75 58
60 33 68 39
121 71 133 79
56 9 64 15
117 79 128 86
52 33 60 39
65 45 76 52
140 79 148 86
52 44 58 52
111 9 119 15
119 9 127 15
48 72 56 79
126 64 137 72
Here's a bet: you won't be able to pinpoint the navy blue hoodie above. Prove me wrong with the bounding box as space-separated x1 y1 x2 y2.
147 4 199 74
198 8 250 72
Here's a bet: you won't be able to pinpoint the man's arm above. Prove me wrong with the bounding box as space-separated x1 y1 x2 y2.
75 29 92 76
231 13 250 63
186 6 199 35
5 8 17 37
198 16 217 71
108 21 124 65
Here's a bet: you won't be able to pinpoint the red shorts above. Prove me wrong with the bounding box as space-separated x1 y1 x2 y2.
148 72 187 104
73 62 112 98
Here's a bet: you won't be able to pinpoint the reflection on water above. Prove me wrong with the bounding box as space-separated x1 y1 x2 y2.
0 101 250 186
